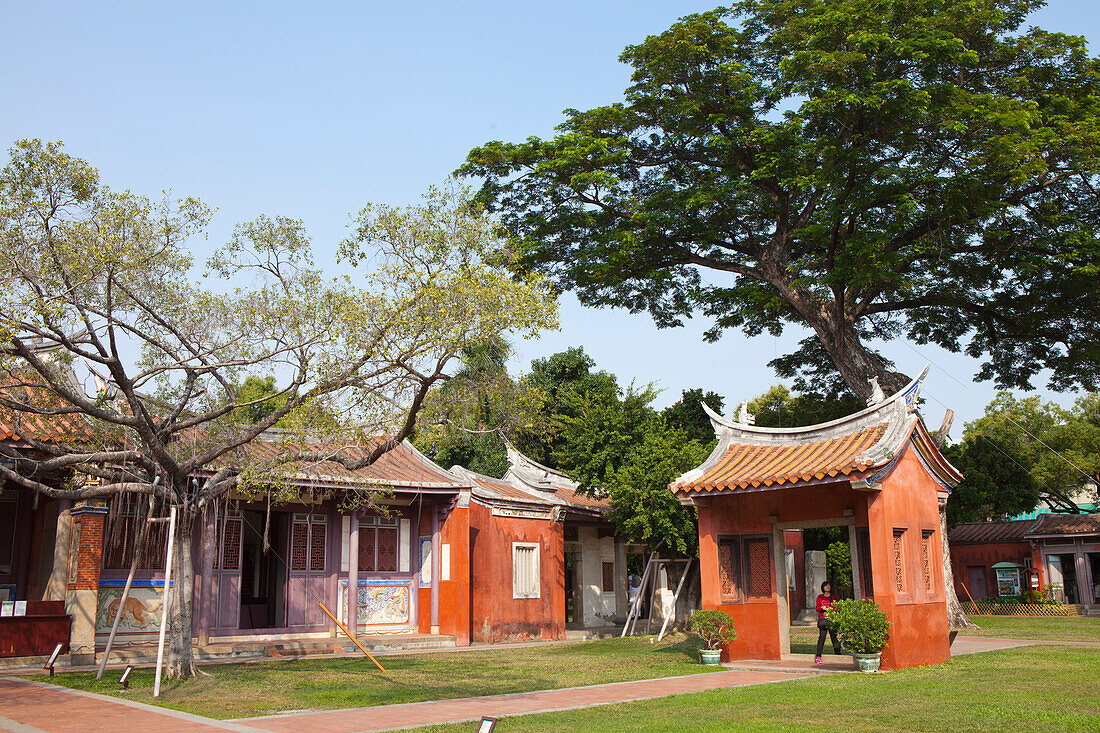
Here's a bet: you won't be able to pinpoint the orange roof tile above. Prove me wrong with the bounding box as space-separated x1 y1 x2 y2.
0 381 98 445
674 424 886 493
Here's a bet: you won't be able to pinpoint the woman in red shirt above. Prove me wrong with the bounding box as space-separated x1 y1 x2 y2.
815 580 840 663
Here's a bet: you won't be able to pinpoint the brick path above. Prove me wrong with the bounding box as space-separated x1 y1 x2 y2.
0 677 265 732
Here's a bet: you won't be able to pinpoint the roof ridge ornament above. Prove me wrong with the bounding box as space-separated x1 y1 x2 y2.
736 401 756 426
866 377 886 406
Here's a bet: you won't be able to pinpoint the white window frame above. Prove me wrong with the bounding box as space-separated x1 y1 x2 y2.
512 542 541 599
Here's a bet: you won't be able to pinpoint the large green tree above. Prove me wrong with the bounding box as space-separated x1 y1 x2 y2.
461 0 1100 400
0 143 557 678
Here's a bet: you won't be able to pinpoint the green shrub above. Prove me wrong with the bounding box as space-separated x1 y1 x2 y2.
826 598 890 654
687 609 736 650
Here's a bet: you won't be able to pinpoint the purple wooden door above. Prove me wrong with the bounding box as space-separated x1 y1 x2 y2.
287 513 326 628
212 514 243 629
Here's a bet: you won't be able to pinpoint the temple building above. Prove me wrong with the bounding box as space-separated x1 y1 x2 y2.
670 366 962 670
451 442 628 642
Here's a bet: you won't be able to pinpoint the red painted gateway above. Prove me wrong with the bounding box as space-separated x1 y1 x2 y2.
670 366 962 670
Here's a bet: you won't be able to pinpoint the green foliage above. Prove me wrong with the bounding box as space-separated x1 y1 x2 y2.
747 384 863 429
661 388 725 443
826 599 891 654
236 376 288 424
461 0 1100 397
825 541 852 593
604 423 707 556
687 609 737 650
954 392 1100 517
414 337 548 479
944 435 1040 524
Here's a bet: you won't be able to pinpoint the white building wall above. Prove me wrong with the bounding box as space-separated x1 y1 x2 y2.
578 526 618 626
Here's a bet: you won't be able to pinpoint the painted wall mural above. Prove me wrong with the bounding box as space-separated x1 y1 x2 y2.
95 583 166 634
337 579 413 628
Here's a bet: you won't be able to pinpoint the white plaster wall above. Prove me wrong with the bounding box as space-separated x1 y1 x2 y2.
578 526 618 627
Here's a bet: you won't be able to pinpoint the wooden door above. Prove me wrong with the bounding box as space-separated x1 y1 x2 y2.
287 513 327 628
967 566 987 600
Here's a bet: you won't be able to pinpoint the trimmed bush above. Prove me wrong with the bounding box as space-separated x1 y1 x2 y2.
687 609 736 650
826 599 891 654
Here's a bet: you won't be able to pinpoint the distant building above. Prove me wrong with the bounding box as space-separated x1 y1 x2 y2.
949 514 1100 609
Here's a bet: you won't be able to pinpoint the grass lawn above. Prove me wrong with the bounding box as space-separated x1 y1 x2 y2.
954 615 1100 642
788 615 1100 651
410 645 1100 733
30 635 712 719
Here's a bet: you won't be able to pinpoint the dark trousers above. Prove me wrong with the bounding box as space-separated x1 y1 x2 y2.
817 620 839 655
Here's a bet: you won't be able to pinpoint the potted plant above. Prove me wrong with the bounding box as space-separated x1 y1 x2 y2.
825 599 891 673
687 609 736 665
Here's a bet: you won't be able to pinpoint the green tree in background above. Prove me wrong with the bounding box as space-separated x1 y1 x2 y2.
953 393 1099 516
747 384 863 429
663 388 725 443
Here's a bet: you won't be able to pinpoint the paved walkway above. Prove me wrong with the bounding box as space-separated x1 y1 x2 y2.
1 637 1097 733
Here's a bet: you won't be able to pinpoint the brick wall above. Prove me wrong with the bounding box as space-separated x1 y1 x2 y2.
68 513 105 591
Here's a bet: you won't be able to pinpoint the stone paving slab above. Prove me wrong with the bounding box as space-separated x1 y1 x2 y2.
232 669 814 733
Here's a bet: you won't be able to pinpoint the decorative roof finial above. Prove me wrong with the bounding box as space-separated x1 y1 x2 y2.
736 401 756 426
866 377 886 406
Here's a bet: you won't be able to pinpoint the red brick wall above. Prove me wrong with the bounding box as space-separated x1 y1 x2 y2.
69 513 104 591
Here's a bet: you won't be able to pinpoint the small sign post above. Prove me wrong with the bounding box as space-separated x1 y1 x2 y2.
476 717 497 732
44 643 63 678
119 665 134 689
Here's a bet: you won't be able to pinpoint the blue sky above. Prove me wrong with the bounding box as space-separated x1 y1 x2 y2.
2 1 1097 432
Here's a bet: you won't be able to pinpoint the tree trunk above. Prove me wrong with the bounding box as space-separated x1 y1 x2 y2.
165 508 198 679
940 497 976 629
812 319 910 401
819 324 975 629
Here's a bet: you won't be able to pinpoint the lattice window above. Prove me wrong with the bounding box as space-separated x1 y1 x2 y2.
310 523 327 572
602 562 615 593
718 536 770 602
290 522 309 571
376 527 398 572
102 495 169 570
921 530 934 592
358 527 376 570
893 529 906 592
746 538 772 598
221 518 242 571
718 541 736 597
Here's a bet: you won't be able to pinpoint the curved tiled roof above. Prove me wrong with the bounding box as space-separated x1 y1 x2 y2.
677 424 886 492
671 365 962 496
451 442 611 515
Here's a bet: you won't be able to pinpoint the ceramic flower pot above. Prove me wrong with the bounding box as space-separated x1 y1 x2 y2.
853 652 882 673
700 649 722 665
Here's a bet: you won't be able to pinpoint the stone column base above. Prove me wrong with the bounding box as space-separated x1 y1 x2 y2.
66 589 98 666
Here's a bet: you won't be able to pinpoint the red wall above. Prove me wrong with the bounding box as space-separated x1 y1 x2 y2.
868 448 951 670
696 445 951 670
949 540 1034 601
415 503 471 646
468 501 564 643
698 484 869 661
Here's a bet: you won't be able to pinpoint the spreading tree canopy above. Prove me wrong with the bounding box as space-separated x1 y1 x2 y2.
460 0 1100 400
0 141 557 677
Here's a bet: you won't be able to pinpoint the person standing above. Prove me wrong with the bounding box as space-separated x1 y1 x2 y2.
815 580 840 664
